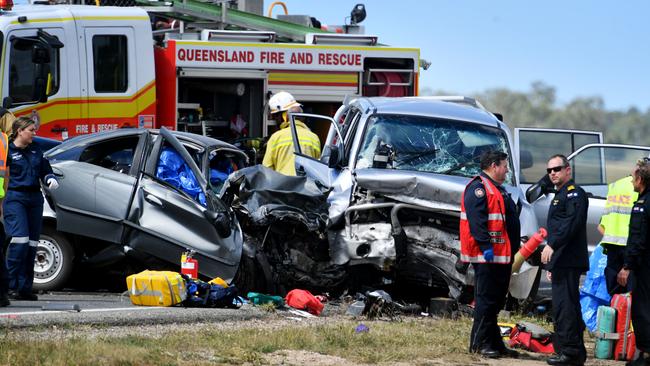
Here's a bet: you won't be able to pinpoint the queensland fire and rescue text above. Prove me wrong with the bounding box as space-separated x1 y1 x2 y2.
176 48 362 66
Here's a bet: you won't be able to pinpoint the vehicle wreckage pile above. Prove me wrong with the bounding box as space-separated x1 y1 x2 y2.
223 165 473 305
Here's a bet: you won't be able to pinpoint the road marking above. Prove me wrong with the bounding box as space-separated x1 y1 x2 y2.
0 306 165 317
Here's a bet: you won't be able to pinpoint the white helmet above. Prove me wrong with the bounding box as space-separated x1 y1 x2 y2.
269 91 301 114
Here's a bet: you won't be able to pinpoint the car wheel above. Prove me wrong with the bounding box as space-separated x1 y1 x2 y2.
32 227 74 291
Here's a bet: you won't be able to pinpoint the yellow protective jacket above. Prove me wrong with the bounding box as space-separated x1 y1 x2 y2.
263 121 321 176
600 176 637 246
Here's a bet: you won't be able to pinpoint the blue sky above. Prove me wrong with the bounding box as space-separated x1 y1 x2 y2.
277 1 650 111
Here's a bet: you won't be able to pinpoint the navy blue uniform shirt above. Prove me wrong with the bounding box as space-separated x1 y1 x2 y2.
6 142 54 189
463 172 521 257
546 179 589 271
625 189 649 271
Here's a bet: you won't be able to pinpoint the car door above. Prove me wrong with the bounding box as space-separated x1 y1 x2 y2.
515 128 603 188
126 128 242 281
50 132 147 243
290 112 344 188
528 144 650 251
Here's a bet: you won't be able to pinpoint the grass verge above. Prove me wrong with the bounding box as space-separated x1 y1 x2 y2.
0 315 553 366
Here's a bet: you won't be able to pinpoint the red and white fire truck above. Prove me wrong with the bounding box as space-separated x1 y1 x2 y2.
0 0 420 143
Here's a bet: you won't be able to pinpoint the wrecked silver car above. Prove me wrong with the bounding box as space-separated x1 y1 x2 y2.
222 166 347 294
277 97 542 301
36 128 247 290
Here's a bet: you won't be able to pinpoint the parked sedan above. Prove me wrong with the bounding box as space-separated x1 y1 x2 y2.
35 128 248 290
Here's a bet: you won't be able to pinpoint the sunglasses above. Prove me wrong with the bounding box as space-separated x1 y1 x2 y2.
546 165 566 174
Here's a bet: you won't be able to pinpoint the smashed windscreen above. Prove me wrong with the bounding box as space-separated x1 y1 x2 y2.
356 114 514 184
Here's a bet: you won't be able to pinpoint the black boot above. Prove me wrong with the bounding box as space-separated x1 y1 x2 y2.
0 292 10 307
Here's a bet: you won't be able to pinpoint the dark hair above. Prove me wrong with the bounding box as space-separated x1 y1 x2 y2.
548 154 570 168
635 158 650 186
9 116 36 142
479 150 508 170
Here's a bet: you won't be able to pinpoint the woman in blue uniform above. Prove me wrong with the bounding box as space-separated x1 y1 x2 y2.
3 117 58 301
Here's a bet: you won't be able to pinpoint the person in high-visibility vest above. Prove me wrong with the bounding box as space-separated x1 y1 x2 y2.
262 91 321 176
598 175 637 294
460 150 520 359
0 131 9 307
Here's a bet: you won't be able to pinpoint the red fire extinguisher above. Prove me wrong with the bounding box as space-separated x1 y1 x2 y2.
181 250 199 279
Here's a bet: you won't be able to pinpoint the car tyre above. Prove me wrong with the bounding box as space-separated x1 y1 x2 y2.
32 227 74 291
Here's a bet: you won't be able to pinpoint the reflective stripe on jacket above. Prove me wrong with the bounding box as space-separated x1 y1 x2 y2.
460 175 511 264
0 132 7 198
262 120 321 176
600 176 637 246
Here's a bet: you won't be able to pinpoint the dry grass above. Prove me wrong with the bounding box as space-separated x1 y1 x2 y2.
0 315 557 366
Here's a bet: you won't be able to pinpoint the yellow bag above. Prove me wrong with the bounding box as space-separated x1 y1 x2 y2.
126 270 187 306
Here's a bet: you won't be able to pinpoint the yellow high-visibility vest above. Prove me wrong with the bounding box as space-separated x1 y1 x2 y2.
262 121 321 176
600 176 637 246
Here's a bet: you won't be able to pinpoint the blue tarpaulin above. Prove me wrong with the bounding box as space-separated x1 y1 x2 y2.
157 147 206 206
580 245 610 332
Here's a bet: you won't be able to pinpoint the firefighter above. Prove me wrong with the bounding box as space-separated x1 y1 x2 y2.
262 91 321 175
3 117 59 301
617 158 650 366
598 175 637 294
460 150 520 359
0 128 9 307
541 154 589 366
0 105 16 134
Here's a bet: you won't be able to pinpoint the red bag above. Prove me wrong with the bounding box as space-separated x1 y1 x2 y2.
508 322 555 354
611 293 636 361
285 289 324 316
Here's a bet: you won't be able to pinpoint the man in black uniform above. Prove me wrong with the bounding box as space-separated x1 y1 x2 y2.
617 158 650 366
462 150 520 358
541 154 589 366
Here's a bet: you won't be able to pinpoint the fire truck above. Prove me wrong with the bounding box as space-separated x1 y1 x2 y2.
0 0 420 146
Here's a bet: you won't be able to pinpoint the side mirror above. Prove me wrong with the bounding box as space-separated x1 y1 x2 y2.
526 174 554 203
327 145 342 168
525 183 543 204
520 149 534 170
2 96 13 109
221 174 245 206
204 210 232 237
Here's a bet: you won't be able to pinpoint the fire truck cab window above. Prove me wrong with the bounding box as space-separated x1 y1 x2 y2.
9 37 60 104
92 35 128 93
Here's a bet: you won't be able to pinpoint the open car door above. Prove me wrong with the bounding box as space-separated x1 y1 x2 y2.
526 143 650 252
125 128 242 281
289 112 344 188
515 128 603 189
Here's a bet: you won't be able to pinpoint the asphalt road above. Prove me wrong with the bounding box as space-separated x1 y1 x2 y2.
0 292 268 328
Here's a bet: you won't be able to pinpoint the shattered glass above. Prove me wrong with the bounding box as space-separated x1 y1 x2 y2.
356 114 514 184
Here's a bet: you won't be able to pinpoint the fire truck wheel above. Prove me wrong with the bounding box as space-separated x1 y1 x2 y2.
33 227 75 291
